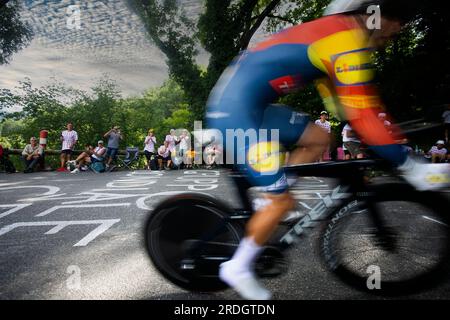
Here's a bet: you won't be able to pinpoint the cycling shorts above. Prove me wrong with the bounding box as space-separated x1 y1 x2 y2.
207 103 310 193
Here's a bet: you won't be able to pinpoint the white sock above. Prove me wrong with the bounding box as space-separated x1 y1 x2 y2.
231 237 263 271
220 237 271 300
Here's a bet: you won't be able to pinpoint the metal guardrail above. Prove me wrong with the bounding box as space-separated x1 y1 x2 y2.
7 149 145 156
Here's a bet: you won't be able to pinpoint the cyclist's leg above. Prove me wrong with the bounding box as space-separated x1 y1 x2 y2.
215 104 312 299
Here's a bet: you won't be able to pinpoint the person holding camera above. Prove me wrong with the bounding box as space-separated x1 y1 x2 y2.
104 125 123 169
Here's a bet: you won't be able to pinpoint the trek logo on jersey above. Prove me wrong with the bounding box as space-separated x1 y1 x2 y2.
332 49 375 85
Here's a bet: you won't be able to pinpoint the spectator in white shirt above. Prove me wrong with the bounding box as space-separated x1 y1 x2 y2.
178 129 190 158
70 140 107 173
342 123 364 159
157 141 172 170
165 129 179 153
144 128 157 170
315 111 331 161
428 140 447 163
58 122 78 172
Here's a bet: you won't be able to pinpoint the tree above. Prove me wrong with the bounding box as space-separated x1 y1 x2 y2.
0 0 33 65
130 0 320 117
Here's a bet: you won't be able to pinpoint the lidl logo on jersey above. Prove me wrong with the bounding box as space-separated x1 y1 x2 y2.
332 49 375 86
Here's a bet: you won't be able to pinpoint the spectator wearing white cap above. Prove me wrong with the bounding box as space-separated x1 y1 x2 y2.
428 140 447 163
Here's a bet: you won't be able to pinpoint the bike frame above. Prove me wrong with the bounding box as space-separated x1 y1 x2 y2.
228 159 391 251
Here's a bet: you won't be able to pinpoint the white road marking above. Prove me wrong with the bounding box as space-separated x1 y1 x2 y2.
0 185 60 196
61 192 144 205
0 219 120 246
35 203 130 217
422 215 449 227
136 191 210 210
0 204 32 219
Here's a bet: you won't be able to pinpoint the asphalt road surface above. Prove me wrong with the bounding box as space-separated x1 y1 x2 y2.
1 169 449 300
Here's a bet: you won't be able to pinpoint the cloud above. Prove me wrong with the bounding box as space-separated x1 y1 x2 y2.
0 0 205 96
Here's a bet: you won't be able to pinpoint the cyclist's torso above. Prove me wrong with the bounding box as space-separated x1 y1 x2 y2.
206 14 373 126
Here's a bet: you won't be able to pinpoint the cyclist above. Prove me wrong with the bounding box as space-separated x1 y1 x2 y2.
206 0 450 300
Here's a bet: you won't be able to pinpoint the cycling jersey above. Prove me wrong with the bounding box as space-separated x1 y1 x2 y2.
206 14 407 192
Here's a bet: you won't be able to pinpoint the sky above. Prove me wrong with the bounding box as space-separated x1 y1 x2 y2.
0 0 210 97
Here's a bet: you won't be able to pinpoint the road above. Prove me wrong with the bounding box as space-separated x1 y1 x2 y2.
0 169 449 300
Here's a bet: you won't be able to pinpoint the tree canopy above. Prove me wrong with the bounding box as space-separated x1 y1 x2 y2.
0 0 33 65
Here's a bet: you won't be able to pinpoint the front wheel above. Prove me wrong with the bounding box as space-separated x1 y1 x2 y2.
321 183 450 296
145 193 243 292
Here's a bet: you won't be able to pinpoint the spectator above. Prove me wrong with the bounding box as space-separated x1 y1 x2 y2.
0 144 16 173
70 140 107 173
21 137 44 173
428 140 447 163
104 125 123 170
342 123 364 159
342 144 351 160
58 122 78 172
157 141 172 170
165 129 179 154
205 143 222 169
184 149 195 169
144 129 157 170
178 129 190 158
378 112 392 128
442 104 450 143
315 111 331 161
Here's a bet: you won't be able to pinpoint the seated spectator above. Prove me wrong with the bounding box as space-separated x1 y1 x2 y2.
184 149 195 169
70 140 107 173
0 144 16 173
342 123 364 159
428 140 447 163
157 141 172 170
21 137 44 173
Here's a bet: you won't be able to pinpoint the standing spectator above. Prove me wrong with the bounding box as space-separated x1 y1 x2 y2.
71 140 107 173
157 141 172 170
21 137 44 173
178 129 190 158
58 122 78 172
165 129 179 154
428 140 447 163
144 129 157 170
442 104 450 143
342 123 364 159
104 125 123 170
315 111 331 161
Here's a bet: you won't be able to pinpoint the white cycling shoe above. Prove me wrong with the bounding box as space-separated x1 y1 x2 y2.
399 158 450 191
219 260 272 300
